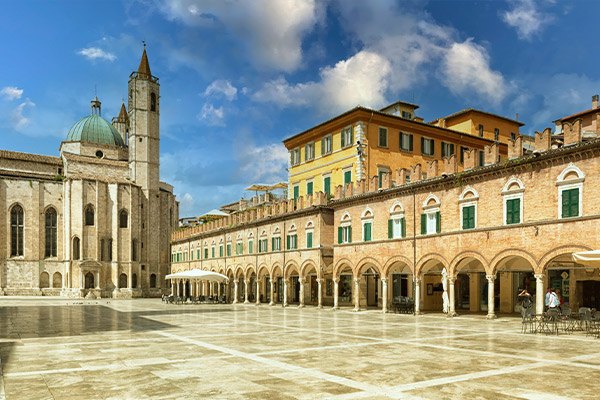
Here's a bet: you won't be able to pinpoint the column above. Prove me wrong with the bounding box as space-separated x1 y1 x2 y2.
80 271 84 289
353 277 360 312
381 278 388 313
269 278 275 306
255 279 260 305
95 272 100 289
448 276 457 317
128 265 132 289
244 279 249 304
283 279 289 307
414 277 421 315
170 281 174 295
202 281 205 297
196 282 199 298
316 278 323 309
233 281 238 304
535 273 544 315
298 278 305 307
333 278 339 310
486 275 496 319
184 280 188 297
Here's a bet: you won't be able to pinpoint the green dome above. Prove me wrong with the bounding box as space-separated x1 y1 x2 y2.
66 115 126 148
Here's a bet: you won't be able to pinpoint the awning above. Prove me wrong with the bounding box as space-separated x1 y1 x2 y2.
573 251 600 267
165 269 229 283
199 209 229 218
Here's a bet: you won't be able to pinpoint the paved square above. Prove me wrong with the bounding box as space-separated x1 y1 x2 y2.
1 298 600 399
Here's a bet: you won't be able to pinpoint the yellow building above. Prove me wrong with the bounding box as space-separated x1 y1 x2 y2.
283 102 510 200
429 108 524 143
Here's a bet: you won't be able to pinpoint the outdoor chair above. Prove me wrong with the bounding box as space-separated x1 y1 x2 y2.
521 307 536 334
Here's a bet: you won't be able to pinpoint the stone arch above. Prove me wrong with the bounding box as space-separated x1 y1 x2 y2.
300 260 319 279
245 265 256 279
271 263 283 277
449 251 489 276
226 266 235 277
383 255 414 276
333 257 354 278
257 264 269 277
52 272 62 288
502 176 525 192
340 211 351 222
305 220 314 229
361 206 374 219
416 253 448 276
423 193 440 208
39 272 50 288
489 248 538 274
539 244 592 273
459 186 479 201
284 260 300 279
389 200 404 214
557 162 585 182
234 266 244 278
355 257 383 277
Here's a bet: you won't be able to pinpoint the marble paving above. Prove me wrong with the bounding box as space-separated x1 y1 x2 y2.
1 298 600 399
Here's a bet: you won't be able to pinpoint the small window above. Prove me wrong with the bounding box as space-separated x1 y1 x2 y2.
462 205 475 229
441 142 455 158
561 188 579 218
138 138 142 143
150 93 156 112
306 232 313 248
306 181 313 195
45 208 57 258
323 176 331 195
73 237 80 260
10 205 24 257
108 239 113 261
421 137 434 156
321 134 333 155
305 142 315 161
226 243 231 257
150 274 157 288
506 198 521 224
420 211 441 235
338 225 352 244
478 124 484 137
119 210 128 228
363 222 372 242
460 146 469 164
494 128 499 141
510 132 516 141
85 205 94 226
387 217 405 239
132 239 138 261
400 132 413 152
378 170 388 188
341 126 354 148
479 150 485 167
290 148 300 166
401 111 412 119
286 234 298 250
95 150 103 158
378 127 388 147
272 237 281 251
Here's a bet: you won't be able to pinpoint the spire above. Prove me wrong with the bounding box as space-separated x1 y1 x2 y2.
137 45 152 78
91 97 101 116
118 102 128 122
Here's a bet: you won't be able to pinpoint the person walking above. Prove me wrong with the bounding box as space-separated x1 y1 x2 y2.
545 288 552 311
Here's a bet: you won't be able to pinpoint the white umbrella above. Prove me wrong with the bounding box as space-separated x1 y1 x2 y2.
572 250 600 267
166 269 229 283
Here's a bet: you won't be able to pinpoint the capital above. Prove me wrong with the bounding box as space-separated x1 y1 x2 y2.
316 278 324 284
354 277 360 284
485 274 495 282
534 274 544 281
332 278 339 284
381 277 388 284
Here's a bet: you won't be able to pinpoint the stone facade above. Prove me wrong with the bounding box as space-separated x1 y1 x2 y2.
172 134 600 316
0 50 178 298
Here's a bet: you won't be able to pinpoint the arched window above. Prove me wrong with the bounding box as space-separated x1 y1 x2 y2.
502 177 524 225
556 163 584 219
85 205 94 226
150 273 157 288
361 207 374 242
421 194 441 235
10 204 24 256
150 93 156 112
72 237 80 260
39 272 50 288
100 239 106 261
119 210 128 228
459 187 479 230
338 212 352 244
132 239 138 261
119 273 127 288
132 273 138 288
85 272 94 289
45 208 57 258
52 272 62 288
388 201 405 239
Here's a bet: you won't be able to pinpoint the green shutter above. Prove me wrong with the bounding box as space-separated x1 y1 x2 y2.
250 241 253 254
421 137 425 154
563 188 579 218
321 138 325 155
350 126 354 145
462 206 468 229
341 130 345 148
571 188 579 217
219 246 223 257
287 235 290 250
431 140 435 156
348 226 352 243
388 219 393 239
421 213 427 235
338 227 343 244
344 170 351 184
363 223 370 241
307 232 312 248
324 177 330 195
436 211 441 233
272 237 275 250
401 218 406 238
514 198 521 223
409 134 413 151
307 182 313 195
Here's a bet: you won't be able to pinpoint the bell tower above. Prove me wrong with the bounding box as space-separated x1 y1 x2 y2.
128 46 160 191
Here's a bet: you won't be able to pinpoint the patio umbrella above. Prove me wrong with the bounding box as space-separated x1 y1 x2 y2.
572 250 600 267
165 269 229 283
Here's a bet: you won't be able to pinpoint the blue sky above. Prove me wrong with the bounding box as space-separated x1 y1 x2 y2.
1 0 598 217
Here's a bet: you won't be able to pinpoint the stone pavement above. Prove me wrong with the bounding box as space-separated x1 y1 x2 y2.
1 297 599 399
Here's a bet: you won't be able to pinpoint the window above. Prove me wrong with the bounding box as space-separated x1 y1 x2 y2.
338 213 352 244
321 134 333 155
344 170 352 185
378 170 388 188
293 185 299 200
378 127 388 147
248 239 254 254
388 202 405 239
363 222 372 241
306 231 313 248
478 124 484 137
323 176 331 195
108 239 113 261
220 244 224 257
150 93 156 112
421 137 434 156
45 208 57 258
132 240 138 261
460 146 469 164
286 234 297 249
290 148 300 166
272 236 281 251
119 210 128 228
85 205 94 226
211 245 215 258
479 150 485 167
421 195 441 235
494 128 499 141
341 126 354 148
561 188 579 218
259 238 268 253
305 142 315 161
10 205 24 257
236 241 243 255
204 247 208 258
306 181 313 195
502 177 525 225
400 132 413 152
101 239 106 261
401 111 412 119
459 187 479 230
73 237 80 260
227 243 232 257
510 132 516 141
150 274 157 288
197 248 200 260
462 206 475 229
441 142 455 158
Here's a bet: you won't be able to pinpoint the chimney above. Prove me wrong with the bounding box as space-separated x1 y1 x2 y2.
368 176 378 192
382 173 391 189
593 94 599 109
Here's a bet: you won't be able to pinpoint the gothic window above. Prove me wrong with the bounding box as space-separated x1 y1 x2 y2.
72 237 80 260
85 272 94 289
150 93 156 112
108 239 113 261
45 208 57 258
132 273 138 289
85 205 94 226
150 273 157 288
39 272 50 288
132 239 138 261
119 210 128 228
100 239 106 261
10 204 24 257
52 272 62 288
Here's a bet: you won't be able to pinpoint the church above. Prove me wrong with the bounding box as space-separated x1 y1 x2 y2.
0 48 178 298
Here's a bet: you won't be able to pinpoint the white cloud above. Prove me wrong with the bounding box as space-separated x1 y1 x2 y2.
501 0 554 40
234 141 289 184
1 86 23 100
161 0 322 72
442 40 508 104
198 103 225 126
11 98 35 130
179 193 195 215
203 80 237 101
253 50 391 114
77 47 116 62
